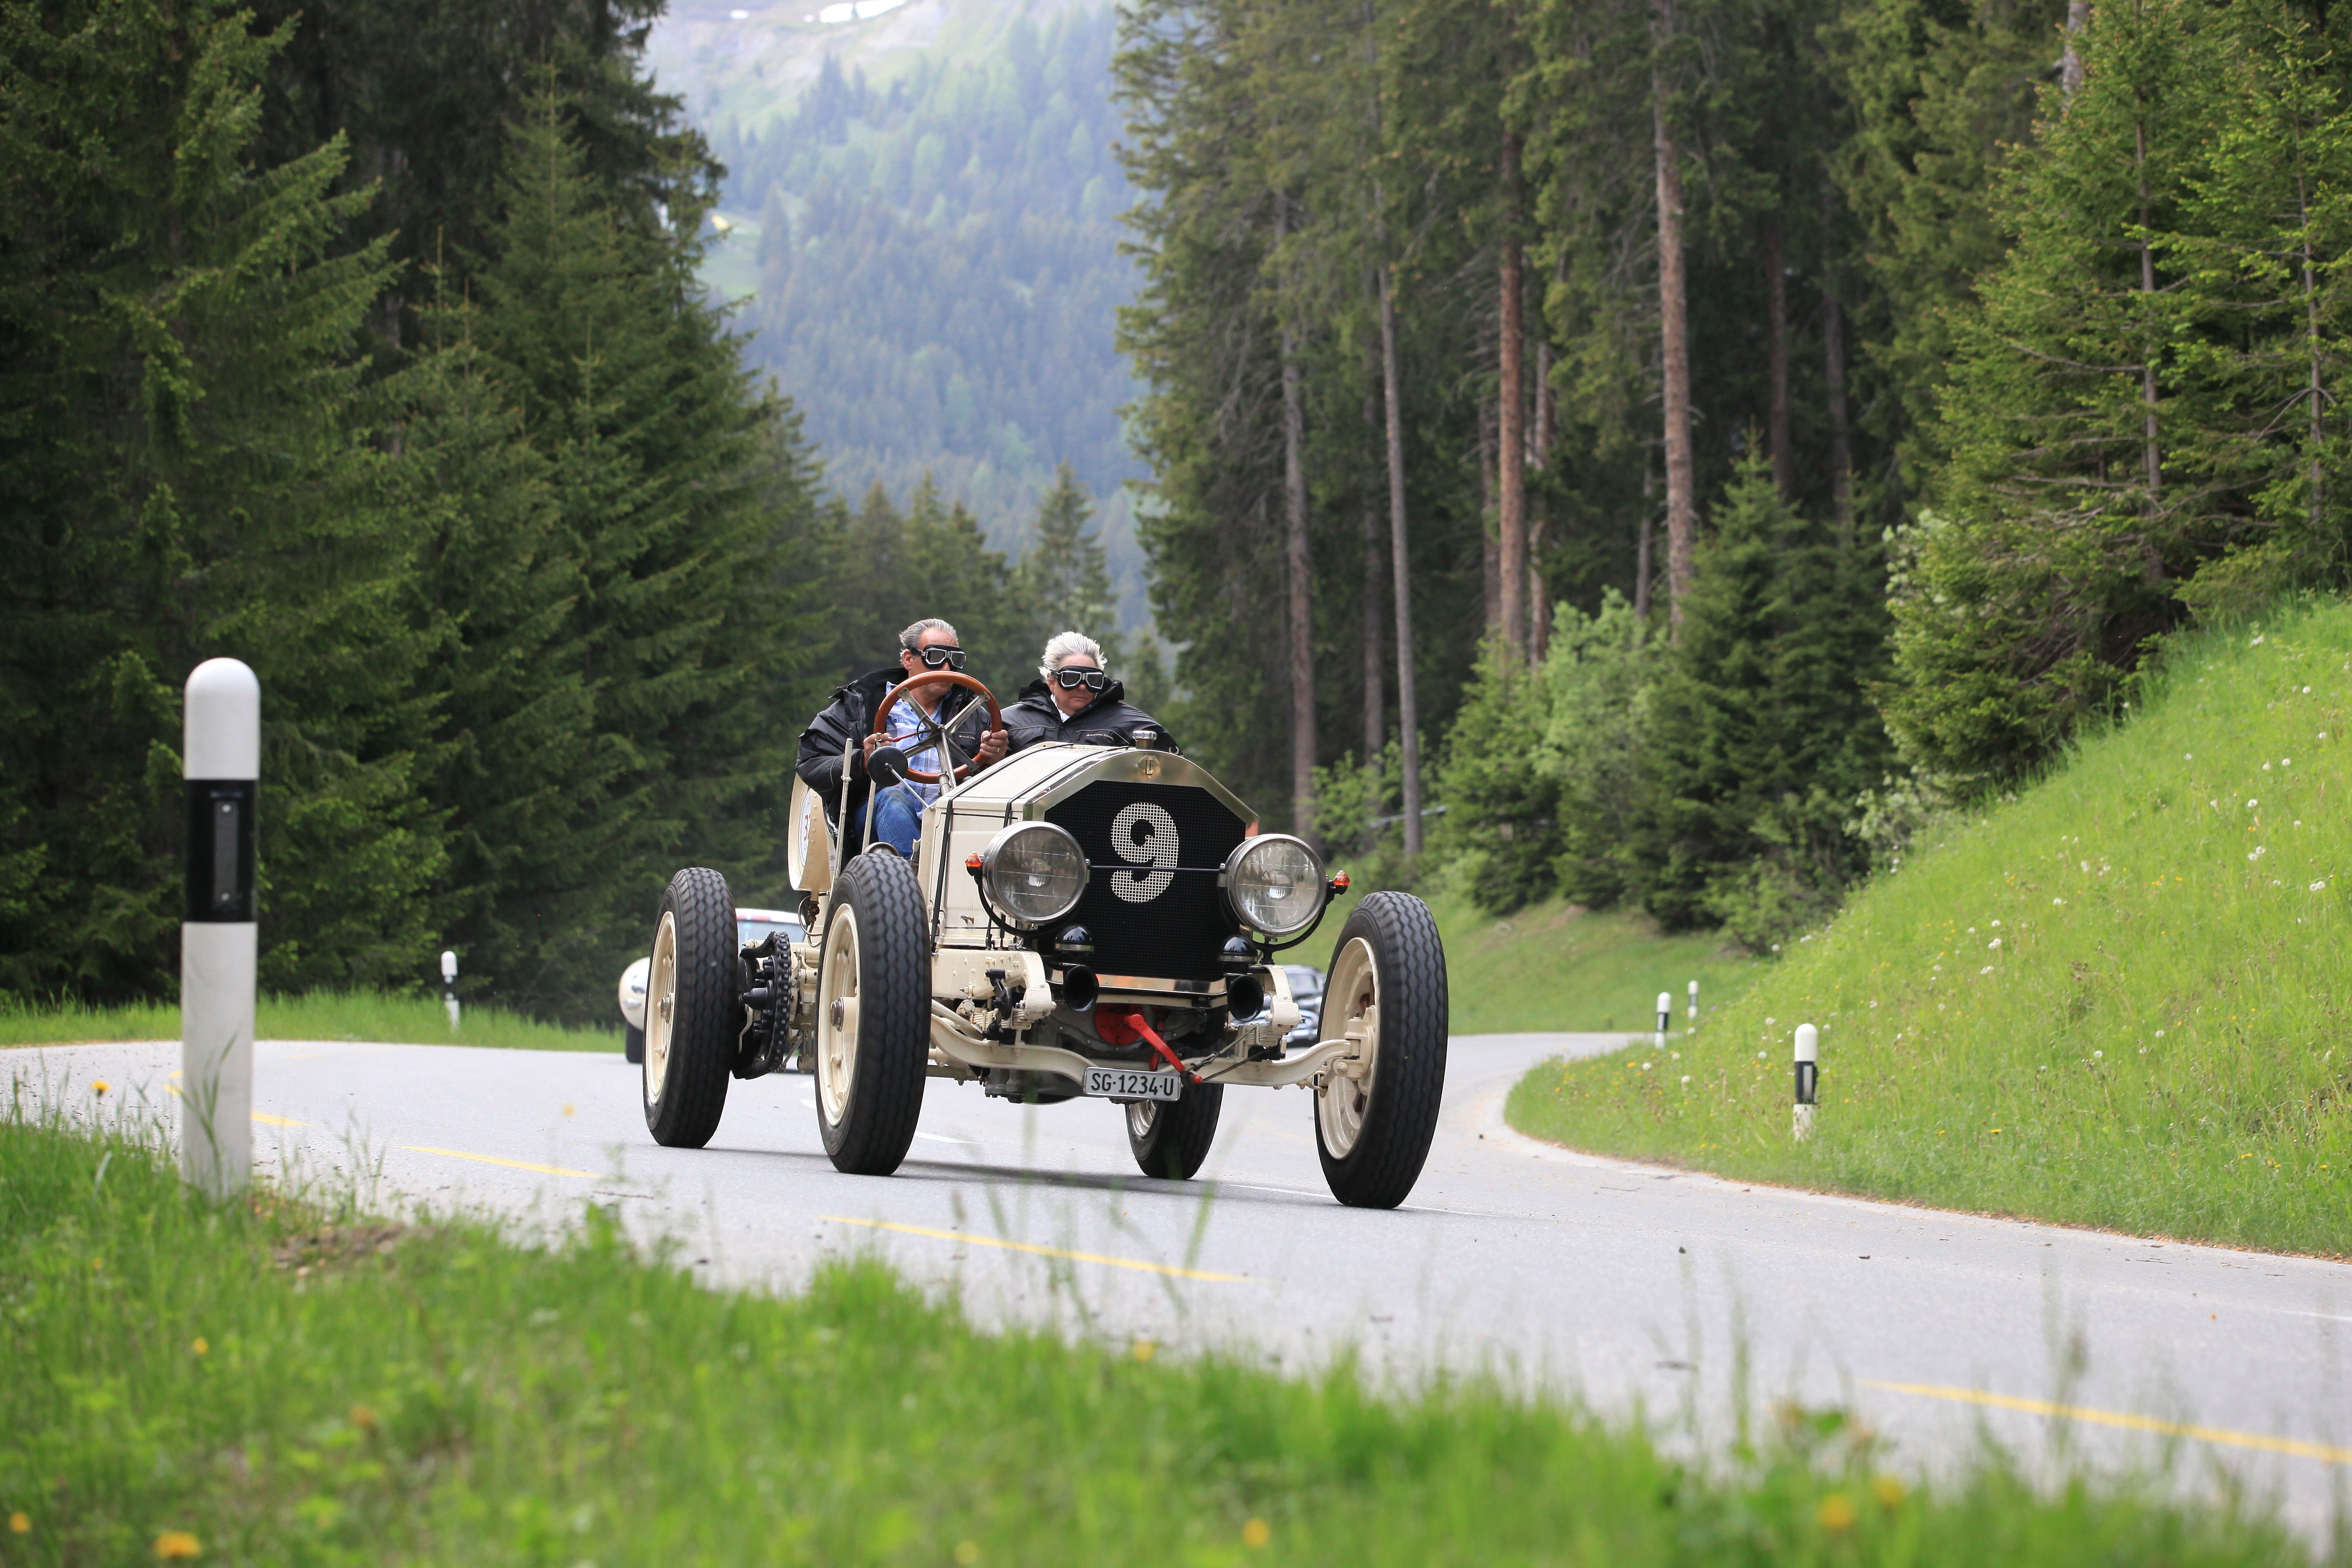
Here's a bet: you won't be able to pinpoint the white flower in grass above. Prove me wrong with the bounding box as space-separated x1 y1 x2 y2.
2093 1050 2103 1059
1988 938 2002 950
2248 799 2260 810
1980 965 1994 975
2053 897 2066 905
2249 846 2267 861
2311 880 2328 892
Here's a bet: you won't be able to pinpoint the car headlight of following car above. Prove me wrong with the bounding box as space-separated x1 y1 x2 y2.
1220 834 1324 936
981 821 1090 927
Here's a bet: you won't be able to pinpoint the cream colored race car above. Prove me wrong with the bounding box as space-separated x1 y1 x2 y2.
634 669 1449 1208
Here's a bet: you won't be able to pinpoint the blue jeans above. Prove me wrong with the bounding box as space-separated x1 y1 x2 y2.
846 783 924 858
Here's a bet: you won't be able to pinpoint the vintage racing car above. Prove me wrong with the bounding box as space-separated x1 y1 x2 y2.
633 669 1449 1208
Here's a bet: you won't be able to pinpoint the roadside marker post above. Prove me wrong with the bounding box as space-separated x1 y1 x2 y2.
441 949 460 1031
1687 979 1699 1022
1655 991 1671 1050
1793 1022 1818 1142
181 659 259 1199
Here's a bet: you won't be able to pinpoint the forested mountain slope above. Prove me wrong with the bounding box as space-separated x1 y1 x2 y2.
648 0 1145 616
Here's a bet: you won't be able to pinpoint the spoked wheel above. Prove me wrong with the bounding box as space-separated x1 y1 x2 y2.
643 867 738 1148
1314 892 1449 1208
815 852 931 1175
1124 1084 1223 1180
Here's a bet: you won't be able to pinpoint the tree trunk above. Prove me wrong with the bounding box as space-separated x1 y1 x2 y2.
1530 335 1553 665
1821 175 1852 544
1379 270 1424 858
1480 401 1501 633
1277 200 1317 843
1361 392 1385 771
1497 132 1528 662
1764 209 1792 501
2061 0 2091 100
1651 0 1696 629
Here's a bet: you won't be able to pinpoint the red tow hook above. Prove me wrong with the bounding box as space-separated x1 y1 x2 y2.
1095 1007 1197 1083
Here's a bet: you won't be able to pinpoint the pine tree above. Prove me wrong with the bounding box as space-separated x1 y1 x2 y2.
1891 0 2228 784
461 87 804 1010
0 0 439 1000
1635 455 1887 942
1013 462 1124 676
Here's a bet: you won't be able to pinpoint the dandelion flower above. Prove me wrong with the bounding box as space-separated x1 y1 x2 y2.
1243 1519 1272 1549
9 1513 28 1535
956 1542 983 1566
1818 1493 1858 1532
1132 1339 1155 1362
191 1337 207 1356
1872 1475 1908 1508
92 1080 111 1096
153 1531 200 1560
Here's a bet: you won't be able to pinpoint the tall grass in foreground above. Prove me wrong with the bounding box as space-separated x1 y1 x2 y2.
1510 598 2352 1256
0 990 612 1052
0 1114 2324 1568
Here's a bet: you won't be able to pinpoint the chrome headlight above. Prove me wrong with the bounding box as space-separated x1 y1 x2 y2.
981 822 1089 928
1220 834 1324 936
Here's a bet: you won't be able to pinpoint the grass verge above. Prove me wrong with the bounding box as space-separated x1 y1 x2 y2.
1310 885 1761 1034
0 1113 2321 1567
0 991 613 1054
1508 597 2352 1257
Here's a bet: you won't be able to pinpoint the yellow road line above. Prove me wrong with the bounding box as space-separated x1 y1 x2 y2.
399 1145 598 1179
1865 1381 2352 1466
821 1215 1246 1283
162 1083 303 1127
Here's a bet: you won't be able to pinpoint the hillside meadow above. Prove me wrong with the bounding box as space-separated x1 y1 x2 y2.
1510 599 2352 1256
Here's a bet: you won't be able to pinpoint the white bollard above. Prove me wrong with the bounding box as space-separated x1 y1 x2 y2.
1655 991 1671 1050
1792 1022 1818 1142
441 949 460 1032
181 659 259 1198
1687 978 1699 1022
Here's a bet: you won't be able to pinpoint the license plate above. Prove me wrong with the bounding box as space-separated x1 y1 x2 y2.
1083 1065 1184 1102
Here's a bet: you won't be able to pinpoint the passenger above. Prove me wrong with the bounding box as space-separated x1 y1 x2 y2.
1003 632 1180 754
796 617 1008 858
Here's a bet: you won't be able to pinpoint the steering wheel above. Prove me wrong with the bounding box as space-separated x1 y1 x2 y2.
872 670 1003 784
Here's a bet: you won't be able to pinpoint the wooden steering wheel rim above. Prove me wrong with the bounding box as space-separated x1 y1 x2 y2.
872 669 1003 784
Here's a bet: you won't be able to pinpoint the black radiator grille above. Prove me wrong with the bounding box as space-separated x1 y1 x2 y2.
1044 781 1247 980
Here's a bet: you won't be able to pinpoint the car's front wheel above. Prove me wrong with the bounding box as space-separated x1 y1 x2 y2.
1124 1084 1222 1179
1313 892 1448 1208
814 852 931 1175
642 867 738 1147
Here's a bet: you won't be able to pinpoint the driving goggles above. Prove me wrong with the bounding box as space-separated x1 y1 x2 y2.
1051 666 1110 691
913 645 967 671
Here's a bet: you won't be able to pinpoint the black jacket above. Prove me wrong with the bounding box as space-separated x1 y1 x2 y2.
1002 678 1179 754
796 667 994 823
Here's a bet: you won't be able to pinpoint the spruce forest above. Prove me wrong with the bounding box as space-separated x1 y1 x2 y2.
1118 0 2352 949
8 0 2352 1017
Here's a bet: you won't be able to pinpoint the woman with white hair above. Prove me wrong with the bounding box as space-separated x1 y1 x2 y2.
1001 631 1179 753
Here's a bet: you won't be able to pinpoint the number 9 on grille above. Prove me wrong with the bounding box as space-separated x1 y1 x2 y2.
1219 834 1323 936
980 821 1090 927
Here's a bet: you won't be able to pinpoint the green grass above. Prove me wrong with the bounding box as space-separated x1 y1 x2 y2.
1509 597 2352 1258
1312 884 1763 1034
0 990 614 1054
0 1114 2321 1567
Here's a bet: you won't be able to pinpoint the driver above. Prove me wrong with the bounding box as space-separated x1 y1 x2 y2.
1003 632 1180 753
797 618 1008 858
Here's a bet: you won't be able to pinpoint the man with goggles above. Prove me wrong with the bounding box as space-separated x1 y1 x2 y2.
794 617 1008 858
1002 630 1180 754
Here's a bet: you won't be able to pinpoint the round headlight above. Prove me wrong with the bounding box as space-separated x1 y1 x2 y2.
1220 834 1324 936
982 822 1089 928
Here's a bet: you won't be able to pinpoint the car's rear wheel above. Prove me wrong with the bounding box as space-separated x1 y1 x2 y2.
1124 1084 1222 1179
815 852 931 1175
643 868 737 1148
1313 892 1447 1209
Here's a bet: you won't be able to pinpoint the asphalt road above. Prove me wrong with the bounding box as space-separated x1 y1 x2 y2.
16 1032 2352 1534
